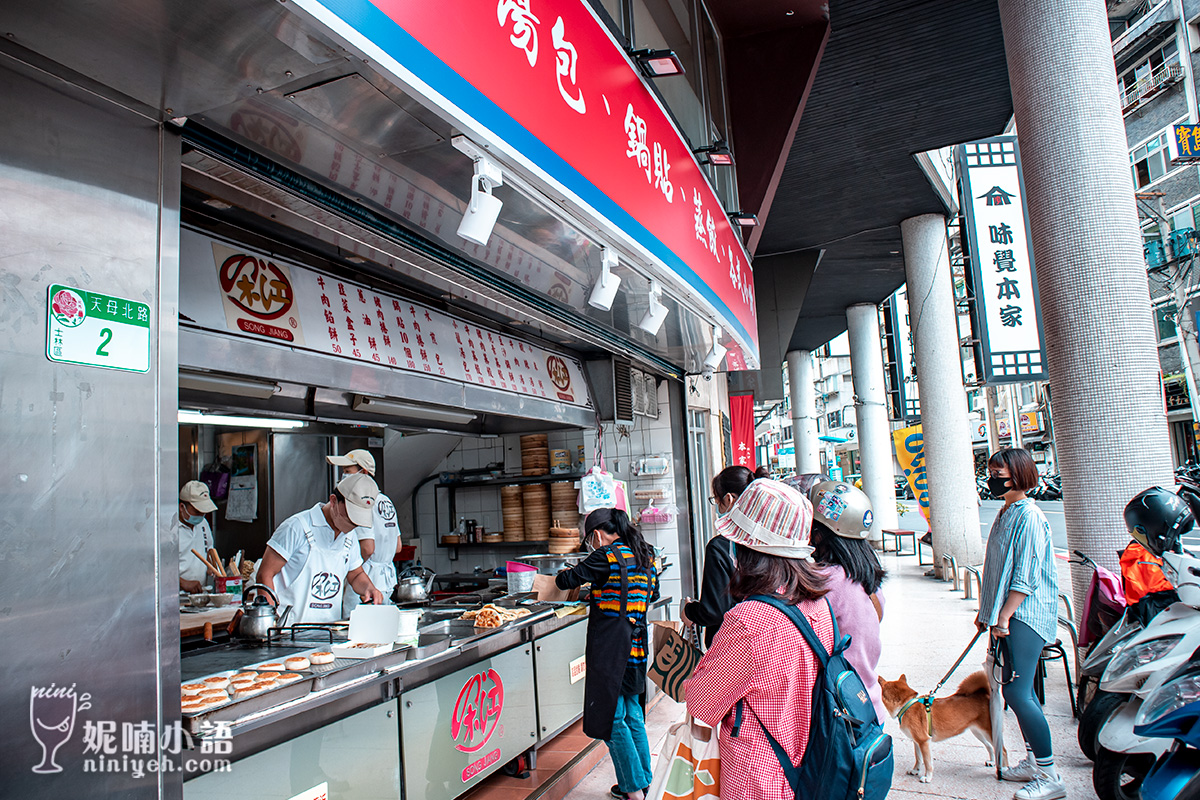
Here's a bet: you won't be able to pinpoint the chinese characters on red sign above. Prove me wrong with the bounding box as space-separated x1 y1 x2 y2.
729 394 756 471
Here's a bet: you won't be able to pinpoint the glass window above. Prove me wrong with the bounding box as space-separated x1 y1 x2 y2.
596 0 627 38
632 0 706 146
1131 132 1170 188
1157 302 1180 341
1120 38 1180 104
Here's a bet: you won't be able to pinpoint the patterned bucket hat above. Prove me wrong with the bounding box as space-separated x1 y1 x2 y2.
715 478 814 559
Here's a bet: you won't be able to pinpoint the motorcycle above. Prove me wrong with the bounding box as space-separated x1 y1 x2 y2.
1073 549 1129 715
1091 549 1200 800
1132 652 1200 800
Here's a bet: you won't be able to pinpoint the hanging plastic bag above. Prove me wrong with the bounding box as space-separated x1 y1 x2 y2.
646 718 720 800
579 461 629 514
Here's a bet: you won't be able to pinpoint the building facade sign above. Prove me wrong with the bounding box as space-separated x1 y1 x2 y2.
957 136 1047 384
181 231 592 408
289 0 759 364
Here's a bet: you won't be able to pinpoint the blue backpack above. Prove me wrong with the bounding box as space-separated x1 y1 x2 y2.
734 595 893 800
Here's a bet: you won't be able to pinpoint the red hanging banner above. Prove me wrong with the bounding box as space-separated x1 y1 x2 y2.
729 394 756 471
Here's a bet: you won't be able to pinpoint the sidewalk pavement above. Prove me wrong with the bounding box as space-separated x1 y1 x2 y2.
567 549 1097 800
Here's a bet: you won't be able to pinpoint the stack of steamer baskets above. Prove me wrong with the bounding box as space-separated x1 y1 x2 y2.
549 481 581 554
501 485 524 542
520 434 549 476
522 484 551 542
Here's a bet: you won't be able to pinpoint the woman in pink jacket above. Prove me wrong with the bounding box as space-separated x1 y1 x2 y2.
684 479 832 800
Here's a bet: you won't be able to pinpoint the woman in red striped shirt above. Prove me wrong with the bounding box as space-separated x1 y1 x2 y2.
684 479 832 800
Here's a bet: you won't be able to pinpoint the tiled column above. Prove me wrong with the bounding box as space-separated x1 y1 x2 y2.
846 304 900 545
787 349 821 474
999 0 1174 609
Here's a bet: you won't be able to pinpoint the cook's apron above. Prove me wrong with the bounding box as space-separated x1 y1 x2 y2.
583 549 635 740
343 493 400 616
179 519 214 584
274 522 357 625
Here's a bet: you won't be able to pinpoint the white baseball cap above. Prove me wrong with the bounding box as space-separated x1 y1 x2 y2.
336 472 379 528
327 449 376 475
179 480 217 513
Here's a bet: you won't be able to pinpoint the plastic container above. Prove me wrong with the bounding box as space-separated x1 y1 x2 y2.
507 570 536 594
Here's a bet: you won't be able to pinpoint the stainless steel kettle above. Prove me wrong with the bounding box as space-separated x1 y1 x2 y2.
394 567 436 603
238 583 291 640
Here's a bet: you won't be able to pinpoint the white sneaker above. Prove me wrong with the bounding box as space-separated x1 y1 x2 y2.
1013 771 1066 800
1001 758 1038 782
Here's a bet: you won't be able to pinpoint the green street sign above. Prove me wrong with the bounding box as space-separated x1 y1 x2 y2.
46 284 150 373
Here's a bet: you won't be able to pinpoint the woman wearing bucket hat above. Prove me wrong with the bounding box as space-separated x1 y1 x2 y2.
555 508 659 800
682 465 770 646
684 479 833 800
809 480 888 723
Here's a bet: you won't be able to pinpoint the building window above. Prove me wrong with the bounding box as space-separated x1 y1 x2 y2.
1131 132 1171 189
826 409 842 429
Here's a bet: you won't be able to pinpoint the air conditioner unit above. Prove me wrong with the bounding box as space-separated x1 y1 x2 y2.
585 357 635 425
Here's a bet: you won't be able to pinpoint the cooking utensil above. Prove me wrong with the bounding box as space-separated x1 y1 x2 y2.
514 553 588 575
395 566 436 603
237 583 288 640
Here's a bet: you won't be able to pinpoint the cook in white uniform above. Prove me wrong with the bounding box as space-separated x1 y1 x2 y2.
327 449 402 615
179 480 217 593
256 472 385 624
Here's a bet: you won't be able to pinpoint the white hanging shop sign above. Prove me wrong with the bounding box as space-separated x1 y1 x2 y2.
956 136 1047 384
180 230 592 409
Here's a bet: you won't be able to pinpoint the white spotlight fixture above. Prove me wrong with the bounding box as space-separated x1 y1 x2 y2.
178 410 306 429
452 136 504 247
703 325 728 371
588 247 622 311
637 280 669 335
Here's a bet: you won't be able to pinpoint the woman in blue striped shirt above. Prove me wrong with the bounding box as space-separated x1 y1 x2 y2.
976 448 1063 800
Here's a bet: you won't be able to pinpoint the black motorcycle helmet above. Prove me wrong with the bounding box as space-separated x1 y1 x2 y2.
1124 487 1193 557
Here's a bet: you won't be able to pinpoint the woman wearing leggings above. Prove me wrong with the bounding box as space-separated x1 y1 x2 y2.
977 447 1063 800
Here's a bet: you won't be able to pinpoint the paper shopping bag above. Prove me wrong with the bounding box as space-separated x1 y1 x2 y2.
648 621 702 702
646 719 720 800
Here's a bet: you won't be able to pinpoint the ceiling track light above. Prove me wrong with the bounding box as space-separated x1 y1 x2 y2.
452 136 504 246
637 280 669 335
694 140 734 166
703 325 728 371
351 394 477 425
728 211 759 227
630 48 686 78
588 247 622 311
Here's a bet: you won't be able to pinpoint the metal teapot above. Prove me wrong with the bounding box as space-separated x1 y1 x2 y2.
238 583 291 640
394 566 436 603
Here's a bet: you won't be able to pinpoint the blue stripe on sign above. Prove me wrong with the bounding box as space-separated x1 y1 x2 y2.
310 0 755 350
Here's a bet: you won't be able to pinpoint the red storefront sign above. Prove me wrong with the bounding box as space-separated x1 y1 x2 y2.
729 394 756 470
291 0 759 362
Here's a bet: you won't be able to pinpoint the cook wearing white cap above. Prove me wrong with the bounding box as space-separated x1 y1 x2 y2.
179 481 218 593
327 449 403 614
256 472 385 624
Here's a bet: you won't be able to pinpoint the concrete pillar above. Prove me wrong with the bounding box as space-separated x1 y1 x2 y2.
901 214 983 569
787 349 821 474
845 304 900 545
999 0 1174 613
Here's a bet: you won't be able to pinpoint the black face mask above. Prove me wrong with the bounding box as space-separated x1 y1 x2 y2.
988 475 1013 497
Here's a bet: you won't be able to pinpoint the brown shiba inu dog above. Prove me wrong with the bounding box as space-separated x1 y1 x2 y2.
878 671 999 783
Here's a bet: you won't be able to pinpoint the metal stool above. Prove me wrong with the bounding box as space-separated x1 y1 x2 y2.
917 532 933 566
1033 638 1077 718
882 528 917 556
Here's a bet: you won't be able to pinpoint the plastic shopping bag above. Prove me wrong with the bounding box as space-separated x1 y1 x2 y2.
646 719 720 800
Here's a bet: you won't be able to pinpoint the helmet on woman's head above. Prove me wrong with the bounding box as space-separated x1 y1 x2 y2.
1125 487 1193 557
809 480 874 539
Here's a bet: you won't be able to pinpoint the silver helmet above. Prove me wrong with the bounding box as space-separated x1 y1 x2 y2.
809 480 874 539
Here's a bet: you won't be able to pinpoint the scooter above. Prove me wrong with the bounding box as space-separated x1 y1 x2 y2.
1074 550 1128 714
1091 549 1200 800
1131 649 1200 800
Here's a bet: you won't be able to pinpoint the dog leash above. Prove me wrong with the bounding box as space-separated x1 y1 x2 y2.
893 629 985 736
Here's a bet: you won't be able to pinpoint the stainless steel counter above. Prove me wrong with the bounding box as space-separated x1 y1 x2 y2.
182 597 671 800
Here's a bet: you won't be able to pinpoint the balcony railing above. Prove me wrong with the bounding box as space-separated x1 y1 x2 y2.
1122 61 1185 113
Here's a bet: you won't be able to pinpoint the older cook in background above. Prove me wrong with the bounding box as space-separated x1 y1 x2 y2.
326 449 402 615
179 480 218 593
256 472 385 624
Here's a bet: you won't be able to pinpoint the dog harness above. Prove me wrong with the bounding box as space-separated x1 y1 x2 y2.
893 695 936 737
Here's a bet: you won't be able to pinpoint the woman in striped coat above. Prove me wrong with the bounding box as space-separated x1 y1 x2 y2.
556 508 659 800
